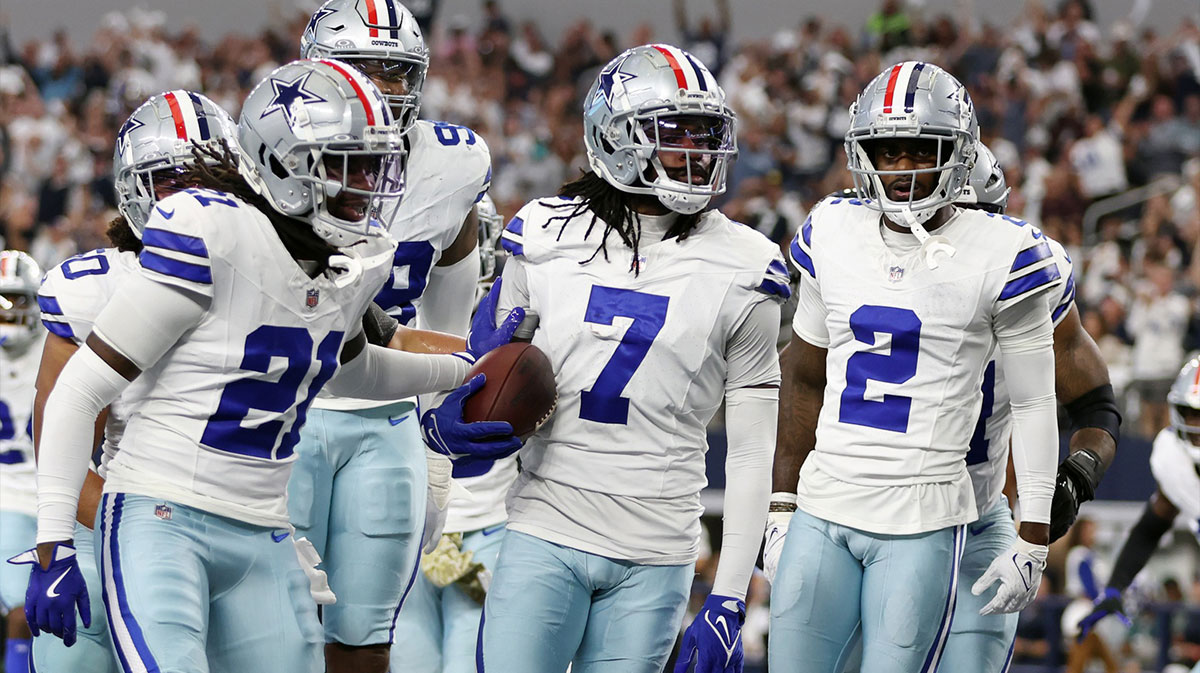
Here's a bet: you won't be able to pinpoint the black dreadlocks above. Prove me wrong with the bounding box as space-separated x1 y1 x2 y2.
178 141 337 270
105 216 142 254
544 171 703 274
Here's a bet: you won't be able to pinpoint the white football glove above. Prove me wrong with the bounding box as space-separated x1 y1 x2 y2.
762 493 796 585
293 536 336 605
971 537 1048 615
423 450 454 553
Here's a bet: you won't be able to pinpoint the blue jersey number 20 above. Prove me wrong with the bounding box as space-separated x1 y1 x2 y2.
201 326 342 459
839 305 921 433
579 286 669 425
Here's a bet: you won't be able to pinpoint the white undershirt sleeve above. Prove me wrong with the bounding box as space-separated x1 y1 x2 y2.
419 245 480 336
325 342 471 400
996 294 1058 526
494 255 532 320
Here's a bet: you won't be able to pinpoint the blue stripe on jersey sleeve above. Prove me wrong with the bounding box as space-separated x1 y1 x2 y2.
1009 240 1052 272
41 318 74 339
501 216 525 256
140 250 213 285
789 235 815 278
1052 274 1076 323
37 294 64 315
143 227 210 259
768 258 789 276
757 279 792 299
505 216 524 236
801 216 813 247
1000 264 1061 300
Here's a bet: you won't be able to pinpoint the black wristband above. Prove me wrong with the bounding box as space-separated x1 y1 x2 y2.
1064 384 1121 446
1059 447 1104 503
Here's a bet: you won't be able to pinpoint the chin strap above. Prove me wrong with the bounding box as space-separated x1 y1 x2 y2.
899 207 956 270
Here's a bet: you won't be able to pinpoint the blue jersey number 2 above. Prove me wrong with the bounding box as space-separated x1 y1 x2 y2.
839 305 921 433
579 286 669 425
200 326 342 460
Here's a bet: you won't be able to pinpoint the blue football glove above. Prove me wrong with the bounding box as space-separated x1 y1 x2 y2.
421 374 522 460
8 543 91 646
674 594 745 673
1077 587 1131 640
462 278 525 363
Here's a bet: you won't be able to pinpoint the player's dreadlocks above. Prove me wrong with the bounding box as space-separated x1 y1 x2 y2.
179 140 337 268
544 170 702 275
105 216 142 254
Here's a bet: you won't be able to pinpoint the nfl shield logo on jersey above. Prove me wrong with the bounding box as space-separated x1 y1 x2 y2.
306 288 320 309
888 265 905 283
154 504 173 521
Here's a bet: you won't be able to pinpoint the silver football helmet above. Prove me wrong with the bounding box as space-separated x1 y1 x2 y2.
957 143 1010 214
476 192 503 284
301 0 429 135
238 58 404 248
1167 357 1200 463
114 91 239 237
846 61 977 226
0 250 42 352
583 44 737 215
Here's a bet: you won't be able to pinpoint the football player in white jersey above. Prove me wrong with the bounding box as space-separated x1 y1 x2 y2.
422 44 789 673
14 59 520 673
767 62 1062 673
292 4 492 670
391 193 516 673
0 250 44 673
1077 357 1200 642
26 91 239 673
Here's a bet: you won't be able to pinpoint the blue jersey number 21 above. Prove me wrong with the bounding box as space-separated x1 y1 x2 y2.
579 286 669 425
839 305 921 433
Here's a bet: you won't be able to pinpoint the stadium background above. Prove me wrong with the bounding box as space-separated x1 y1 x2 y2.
1 0 1199 670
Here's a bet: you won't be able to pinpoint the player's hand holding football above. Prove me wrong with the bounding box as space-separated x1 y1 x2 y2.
675 594 745 673
8 542 91 646
421 375 522 460
461 278 525 363
971 537 1048 615
1076 587 1131 639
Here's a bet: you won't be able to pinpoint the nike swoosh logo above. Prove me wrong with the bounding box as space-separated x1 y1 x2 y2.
388 415 408 426
968 521 996 536
1022 561 1034 590
156 206 175 220
481 525 504 536
705 613 739 662
271 530 290 543
46 569 70 598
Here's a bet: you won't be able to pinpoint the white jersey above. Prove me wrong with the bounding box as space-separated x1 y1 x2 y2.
789 198 1062 535
969 236 1077 516
499 197 788 562
104 188 396 528
0 333 44 516
1148 429 1200 536
38 247 141 478
313 119 489 409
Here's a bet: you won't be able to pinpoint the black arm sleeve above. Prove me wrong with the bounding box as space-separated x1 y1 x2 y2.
362 302 400 347
1107 501 1174 591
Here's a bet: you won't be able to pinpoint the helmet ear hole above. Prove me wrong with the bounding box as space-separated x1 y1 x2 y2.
268 154 290 180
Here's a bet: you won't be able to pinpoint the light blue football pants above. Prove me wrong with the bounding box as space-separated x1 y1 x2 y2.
479 530 693 673
32 520 119 673
286 401 426 647
940 499 1019 672
0 510 35 613
94 493 323 673
389 524 506 673
770 509 964 673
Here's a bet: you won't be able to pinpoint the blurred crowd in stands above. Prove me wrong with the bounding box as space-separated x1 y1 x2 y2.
2 0 1199 669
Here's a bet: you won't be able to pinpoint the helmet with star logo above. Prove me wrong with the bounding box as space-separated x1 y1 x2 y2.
583 43 737 215
113 91 239 237
301 0 428 136
956 143 1009 214
238 58 404 248
1167 356 1200 464
0 250 42 352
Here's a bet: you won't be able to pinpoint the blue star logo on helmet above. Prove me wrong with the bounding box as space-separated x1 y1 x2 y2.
305 6 336 36
594 56 636 110
116 115 145 147
260 72 327 125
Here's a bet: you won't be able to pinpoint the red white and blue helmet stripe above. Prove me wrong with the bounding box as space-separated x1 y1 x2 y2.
318 58 392 126
649 43 717 93
881 61 928 114
363 0 402 39
162 90 213 141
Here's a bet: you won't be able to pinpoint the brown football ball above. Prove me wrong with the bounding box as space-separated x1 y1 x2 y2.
462 343 557 439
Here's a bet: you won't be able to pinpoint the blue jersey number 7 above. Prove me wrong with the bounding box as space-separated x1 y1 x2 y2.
579 286 670 425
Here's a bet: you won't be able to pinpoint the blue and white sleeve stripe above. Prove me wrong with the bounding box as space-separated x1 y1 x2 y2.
998 241 1061 305
501 216 524 257
140 225 214 290
755 256 792 301
36 293 76 339
1051 271 1076 326
788 215 815 279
